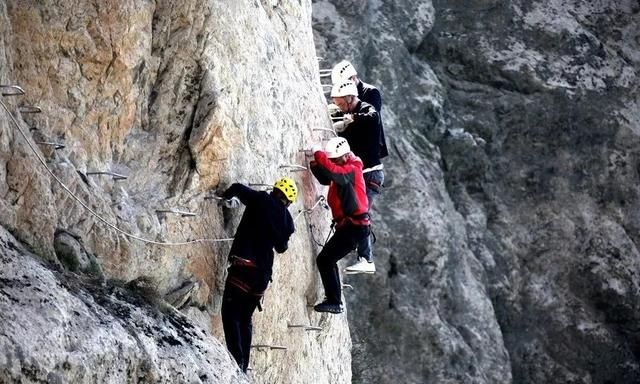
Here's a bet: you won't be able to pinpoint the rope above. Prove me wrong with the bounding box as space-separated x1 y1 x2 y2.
0 98 234 246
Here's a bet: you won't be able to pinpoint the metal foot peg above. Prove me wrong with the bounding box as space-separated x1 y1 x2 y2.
0 85 25 97
248 183 273 190
287 323 323 332
35 141 65 150
86 171 128 181
155 209 197 217
312 128 337 136
279 163 308 172
251 344 287 351
18 106 42 114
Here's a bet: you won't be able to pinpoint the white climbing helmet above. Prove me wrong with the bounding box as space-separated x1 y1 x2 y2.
331 60 357 84
330 80 358 98
325 137 350 159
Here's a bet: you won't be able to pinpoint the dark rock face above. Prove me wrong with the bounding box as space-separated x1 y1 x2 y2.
313 1 640 383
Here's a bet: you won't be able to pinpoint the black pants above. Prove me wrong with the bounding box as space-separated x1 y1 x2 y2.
316 224 369 304
221 283 260 373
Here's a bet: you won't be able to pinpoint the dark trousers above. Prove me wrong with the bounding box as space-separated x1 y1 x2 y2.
357 170 384 262
221 283 260 373
316 224 369 304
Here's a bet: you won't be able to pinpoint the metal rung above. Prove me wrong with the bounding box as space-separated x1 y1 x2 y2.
18 106 42 114
287 323 323 332
319 73 332 78
0 85 25 97
35 141 65 150
279 164 308 172
316 195 329 210
312 128 337 136
330 116 345 121
248 183 273 190
342 284 354 290
204 194 223 200
86 171 128 181
321 84 333 88
251 344 287 350
300 196 328 213
155 209 197 217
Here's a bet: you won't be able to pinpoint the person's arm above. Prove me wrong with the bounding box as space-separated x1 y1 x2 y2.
274 212 295 253
222 183 261 206
368 88 382 112
351 103 379 126
310 160 332 185
312 151 355 187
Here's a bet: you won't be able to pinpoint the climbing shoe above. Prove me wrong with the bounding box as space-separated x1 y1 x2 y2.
313 300 344 314
345 258 376 274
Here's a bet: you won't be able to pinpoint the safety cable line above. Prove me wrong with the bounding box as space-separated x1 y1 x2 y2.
0 98 233 246
293 196 327 222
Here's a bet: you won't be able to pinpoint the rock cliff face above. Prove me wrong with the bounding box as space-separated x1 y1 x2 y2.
313 0 639 383
1 0 351 383
2 0 639 383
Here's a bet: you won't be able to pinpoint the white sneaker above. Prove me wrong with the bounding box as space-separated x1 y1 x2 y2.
344 258 376 274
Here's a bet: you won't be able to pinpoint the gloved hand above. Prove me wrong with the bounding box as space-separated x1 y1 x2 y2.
333 121 346 133
327 103 341 116
333 114 353 133
223 197 241 209
343 113 354 126
310 143 323 153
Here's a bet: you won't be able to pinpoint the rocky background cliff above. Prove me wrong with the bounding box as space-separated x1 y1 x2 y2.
313 0 640 383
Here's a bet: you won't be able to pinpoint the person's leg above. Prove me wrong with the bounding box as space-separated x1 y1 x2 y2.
352 170 384 266
221 284 244 369
238 295 259 373
316 226 362 304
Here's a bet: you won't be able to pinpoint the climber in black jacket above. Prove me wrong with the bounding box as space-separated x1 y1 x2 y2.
220 178 296 373
331 60 389 159
330 78 385 274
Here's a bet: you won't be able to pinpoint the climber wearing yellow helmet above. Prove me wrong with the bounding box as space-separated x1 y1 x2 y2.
219 177 297 373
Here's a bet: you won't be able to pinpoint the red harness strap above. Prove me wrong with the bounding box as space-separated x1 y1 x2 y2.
227 256 265 298
230 255 258 268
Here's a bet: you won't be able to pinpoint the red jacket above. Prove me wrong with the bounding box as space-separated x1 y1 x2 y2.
310 151 370 227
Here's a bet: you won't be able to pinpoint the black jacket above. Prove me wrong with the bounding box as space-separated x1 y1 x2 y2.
339 101 383 169
357 81 389 159
223 183 294 292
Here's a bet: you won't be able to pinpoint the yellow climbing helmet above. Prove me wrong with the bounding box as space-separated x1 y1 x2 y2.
273 177 298 203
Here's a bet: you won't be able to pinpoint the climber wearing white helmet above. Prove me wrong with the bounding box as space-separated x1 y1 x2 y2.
307 137 370 314
330 77 385 274
331 59 388 161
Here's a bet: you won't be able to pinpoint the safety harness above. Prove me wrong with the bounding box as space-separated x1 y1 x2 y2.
227 256 266 311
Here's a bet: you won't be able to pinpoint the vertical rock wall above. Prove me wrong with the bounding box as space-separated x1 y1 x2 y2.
1 0 351 383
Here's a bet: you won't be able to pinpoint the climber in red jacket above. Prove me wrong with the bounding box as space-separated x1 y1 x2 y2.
309 137 370 313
